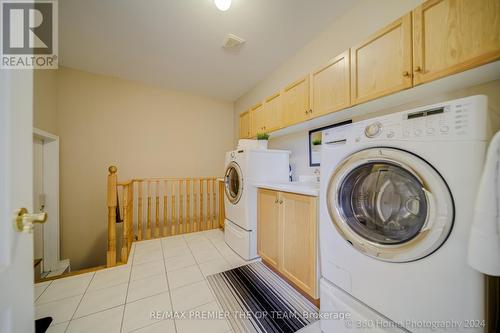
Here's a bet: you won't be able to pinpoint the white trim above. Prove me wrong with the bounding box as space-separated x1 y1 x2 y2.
33 128 62 272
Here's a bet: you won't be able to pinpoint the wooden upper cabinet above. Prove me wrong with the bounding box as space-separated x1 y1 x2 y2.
311 50 351 118
282 75 311 127
280 192 317 298
239 111 251 139
412 0 500 85
257 189 281 269
250 103 264 137
351 13 413 105
262 92 283 132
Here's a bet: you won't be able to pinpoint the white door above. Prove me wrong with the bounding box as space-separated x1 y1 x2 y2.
0 69 37 332
33 138 44 265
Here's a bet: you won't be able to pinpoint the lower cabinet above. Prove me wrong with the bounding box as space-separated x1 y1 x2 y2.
257 188 318 299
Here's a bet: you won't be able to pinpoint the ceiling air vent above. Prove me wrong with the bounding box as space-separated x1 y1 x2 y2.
223 34 245 50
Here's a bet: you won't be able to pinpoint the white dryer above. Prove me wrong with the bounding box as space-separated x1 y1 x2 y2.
319 96 489 332
224 148 289 260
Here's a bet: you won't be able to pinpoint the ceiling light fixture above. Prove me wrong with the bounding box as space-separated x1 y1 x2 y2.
214 0 231 11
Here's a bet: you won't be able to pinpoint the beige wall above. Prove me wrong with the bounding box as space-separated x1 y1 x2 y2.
34 69 58 135
44 67 233 270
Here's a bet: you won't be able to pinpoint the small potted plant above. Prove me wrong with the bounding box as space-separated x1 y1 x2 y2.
312 138 322 146
256 132 270 149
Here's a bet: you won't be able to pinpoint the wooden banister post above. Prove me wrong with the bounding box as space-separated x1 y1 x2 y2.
121 184 129 263
107 165 118 267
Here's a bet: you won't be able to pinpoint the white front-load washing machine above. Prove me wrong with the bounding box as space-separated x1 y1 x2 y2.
224 148 290 260
319 95 490 332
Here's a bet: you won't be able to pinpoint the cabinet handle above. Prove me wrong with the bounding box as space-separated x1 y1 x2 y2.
304 110 308 115
402 71 411 77
279 200 283 204
309 109 313 114
414 66 422 72
274 199 279 204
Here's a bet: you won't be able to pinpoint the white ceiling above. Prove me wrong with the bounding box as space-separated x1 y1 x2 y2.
59 0 358 101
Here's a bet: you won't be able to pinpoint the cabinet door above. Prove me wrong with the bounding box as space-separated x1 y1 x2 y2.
351 13 412 105
311 50 351 118
250 103 264 137
239 111 250 139
263 92 283 132
413 0 500 85
257 189 281 269
282 76 310 126
280 192 317 298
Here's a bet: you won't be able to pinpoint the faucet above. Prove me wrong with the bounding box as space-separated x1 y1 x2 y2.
313 168 320 182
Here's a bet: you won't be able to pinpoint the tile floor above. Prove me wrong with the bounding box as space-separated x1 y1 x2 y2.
34 229 320 333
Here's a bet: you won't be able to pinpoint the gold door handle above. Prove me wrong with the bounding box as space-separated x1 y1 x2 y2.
402 71 411 77
414 66 422 72
14 207 47 233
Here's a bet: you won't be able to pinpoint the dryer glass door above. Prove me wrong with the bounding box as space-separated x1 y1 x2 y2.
338 162 428 245
224 162 243 204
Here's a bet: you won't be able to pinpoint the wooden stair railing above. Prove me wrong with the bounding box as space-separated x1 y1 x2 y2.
106 166 225 267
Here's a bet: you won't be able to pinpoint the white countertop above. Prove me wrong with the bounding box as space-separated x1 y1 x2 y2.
255 181 320 197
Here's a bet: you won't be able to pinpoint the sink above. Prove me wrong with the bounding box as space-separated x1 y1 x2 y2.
288 181 319 189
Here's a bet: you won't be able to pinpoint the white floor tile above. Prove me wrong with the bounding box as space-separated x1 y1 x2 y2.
199 258 233 278
131 319 176 333
192 247 223 264
162 237 187 248
35 295 81 325
46 321 69 333
167 265 204 290
163 245 191 258
88 265 130 291
131 260 166 281
122 292 172 332
183 232 207 241
204 229 225 241
37 273 94 304
73 283 127 318
66 305 123 333
134 239 161 251
223 252 251 268
127 274 168 302
213 241 237 257
175 301 230 333
165 253 196 272
188 239 214 251
34 281 52 301
133 250 163 265
170 280 215 312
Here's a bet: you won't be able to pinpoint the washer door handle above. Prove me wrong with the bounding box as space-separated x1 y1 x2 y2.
421 188 436 232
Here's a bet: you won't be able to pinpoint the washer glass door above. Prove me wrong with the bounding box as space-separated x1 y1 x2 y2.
224 162 243 204
327 148 453 262
338 162 428 245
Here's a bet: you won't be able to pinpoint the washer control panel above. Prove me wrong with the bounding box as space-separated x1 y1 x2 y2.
358 96 487 142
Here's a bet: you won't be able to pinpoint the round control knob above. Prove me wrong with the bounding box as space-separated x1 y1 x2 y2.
365 122 382 138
